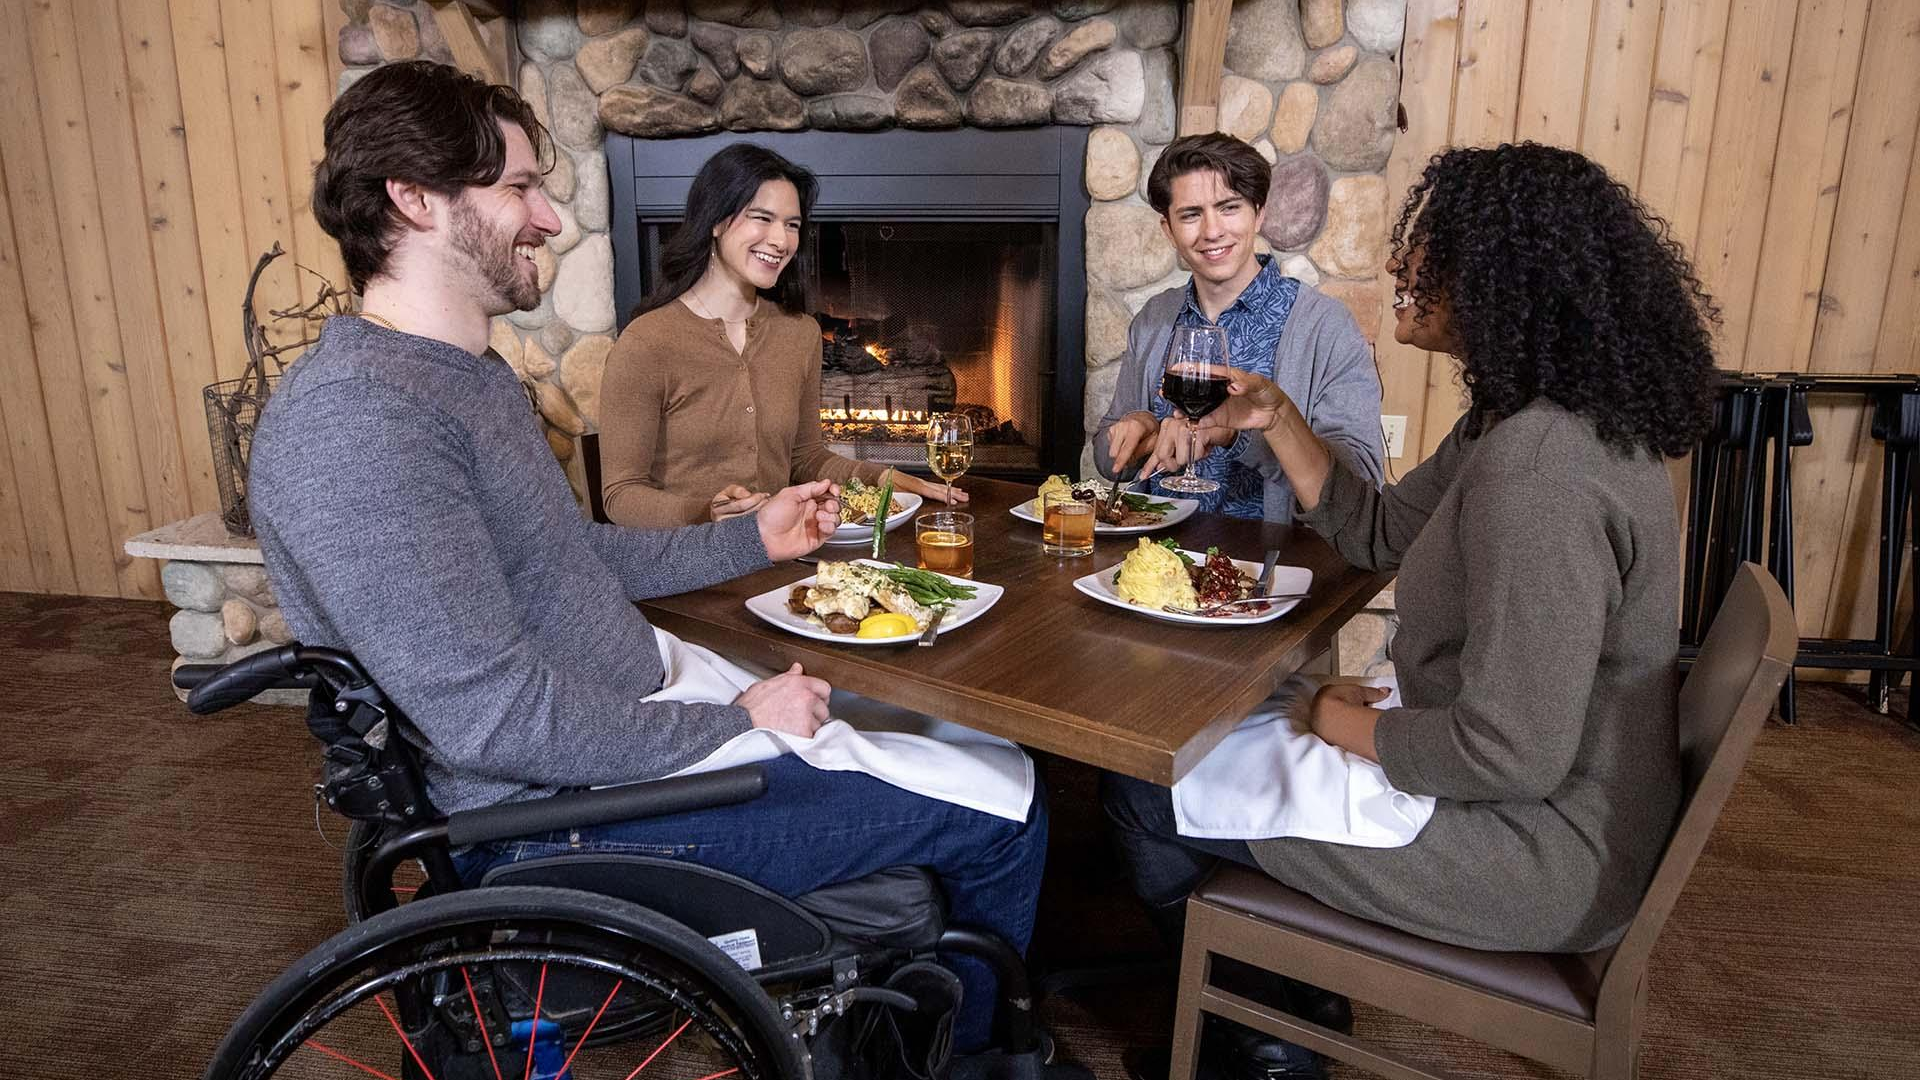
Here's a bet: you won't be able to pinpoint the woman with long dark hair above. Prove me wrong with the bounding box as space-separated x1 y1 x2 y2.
1103 142 1721 1079
598 144 961 526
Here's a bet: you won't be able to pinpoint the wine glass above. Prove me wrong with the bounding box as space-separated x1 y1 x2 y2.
925 412 973 507
1158 325 1229 495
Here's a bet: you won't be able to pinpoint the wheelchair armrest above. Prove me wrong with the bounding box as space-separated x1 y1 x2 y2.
445 764 768 847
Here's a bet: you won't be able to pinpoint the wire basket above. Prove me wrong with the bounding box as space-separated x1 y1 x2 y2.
203 374 278 538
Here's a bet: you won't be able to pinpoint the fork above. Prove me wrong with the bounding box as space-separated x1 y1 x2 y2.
1167 592 1311 616
917 605 947 645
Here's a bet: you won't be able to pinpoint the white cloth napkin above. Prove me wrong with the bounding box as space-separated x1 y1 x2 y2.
616 628 1035 823
1171 675 1435 847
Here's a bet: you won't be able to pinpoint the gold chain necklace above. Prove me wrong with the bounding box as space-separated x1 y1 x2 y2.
358 311 400 333
687 291 749 325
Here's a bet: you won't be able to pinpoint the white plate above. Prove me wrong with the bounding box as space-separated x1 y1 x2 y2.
1072 549 1312 626
744 560 1003 645
1009 494 1200 534
823 491 923 545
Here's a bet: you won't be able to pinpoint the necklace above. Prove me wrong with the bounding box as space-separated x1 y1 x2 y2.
358 311 400 333
687 290 750 326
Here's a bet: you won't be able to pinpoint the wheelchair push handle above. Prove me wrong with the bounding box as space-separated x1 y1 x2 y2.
173 644 371 714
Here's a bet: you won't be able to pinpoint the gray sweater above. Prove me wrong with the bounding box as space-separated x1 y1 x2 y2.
1091 283 1384 522
1253 402 1683 952
249 317 771 813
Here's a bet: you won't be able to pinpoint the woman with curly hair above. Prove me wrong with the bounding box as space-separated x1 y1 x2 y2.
1103 143 1720 1078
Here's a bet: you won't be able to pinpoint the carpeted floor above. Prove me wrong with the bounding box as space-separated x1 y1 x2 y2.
2 590 1916 1079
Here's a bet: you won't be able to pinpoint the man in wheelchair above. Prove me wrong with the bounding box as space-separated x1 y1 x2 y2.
209 59 1049 1079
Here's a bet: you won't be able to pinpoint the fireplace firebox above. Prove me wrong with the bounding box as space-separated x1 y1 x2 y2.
605 127 1089 484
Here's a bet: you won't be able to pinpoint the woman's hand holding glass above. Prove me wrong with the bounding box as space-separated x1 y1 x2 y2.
892 469 970 506
1193 365 1300 435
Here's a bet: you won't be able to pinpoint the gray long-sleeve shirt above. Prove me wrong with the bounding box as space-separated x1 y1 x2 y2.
1090 282 1384 523
1252 401 1683 952
249 317 771 813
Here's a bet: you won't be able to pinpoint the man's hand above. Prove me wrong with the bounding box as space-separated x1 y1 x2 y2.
1103 411 1160 473
756 480 841 561
710 483 770 521
1139 415 1236 478
1195 365 1299 435
733 662 831 737
1308 683 1390 762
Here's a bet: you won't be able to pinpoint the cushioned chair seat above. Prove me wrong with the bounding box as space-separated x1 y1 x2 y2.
1195 866 1611 1020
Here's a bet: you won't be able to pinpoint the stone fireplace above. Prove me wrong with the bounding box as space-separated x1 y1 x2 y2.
332 0 1406 497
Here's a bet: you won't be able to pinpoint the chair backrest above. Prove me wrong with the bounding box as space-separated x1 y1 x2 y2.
1606 562 1795 979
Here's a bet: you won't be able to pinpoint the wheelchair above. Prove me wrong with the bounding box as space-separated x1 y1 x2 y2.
178 643 1047 1080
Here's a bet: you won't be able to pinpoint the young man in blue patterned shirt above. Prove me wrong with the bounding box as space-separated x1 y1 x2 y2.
1093 134 1384 521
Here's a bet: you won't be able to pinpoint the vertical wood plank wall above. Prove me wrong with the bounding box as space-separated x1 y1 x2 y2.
0 1 1916 643
0 0 343 600
1377 0 1920 643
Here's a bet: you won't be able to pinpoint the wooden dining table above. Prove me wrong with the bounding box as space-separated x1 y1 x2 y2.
638 477 1392 786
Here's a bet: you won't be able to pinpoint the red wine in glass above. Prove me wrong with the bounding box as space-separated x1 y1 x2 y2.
1161 367 1232 421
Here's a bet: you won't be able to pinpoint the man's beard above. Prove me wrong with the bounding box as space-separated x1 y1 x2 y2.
449 197 539 313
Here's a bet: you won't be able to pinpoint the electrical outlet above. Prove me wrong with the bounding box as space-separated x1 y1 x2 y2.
1381 415 1407 459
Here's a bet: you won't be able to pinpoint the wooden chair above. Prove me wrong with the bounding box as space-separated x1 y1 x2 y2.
1170 562 1796 1080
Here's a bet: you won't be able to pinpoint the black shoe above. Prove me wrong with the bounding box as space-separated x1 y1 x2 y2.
1120 1017 1325 1080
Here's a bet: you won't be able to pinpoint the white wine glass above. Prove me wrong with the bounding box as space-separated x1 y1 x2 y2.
1159 325 1229 495
925 413 973 507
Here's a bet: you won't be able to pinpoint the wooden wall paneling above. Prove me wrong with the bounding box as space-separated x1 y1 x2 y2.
1742 0 1870 373
1177 0 1231 136
220 0 305 357
1636 0 1735 254
273 0 348 294
0 388 39 592
1796 0 1920 640
75 0 198 539
1417 0 1526 458
27 0 162 597
1373 0 1463 468
1691 0 1800 369
0 156 79 593
1514 0 1595 146
170 0 256 385
119 0 223 517
1580 0 1663 184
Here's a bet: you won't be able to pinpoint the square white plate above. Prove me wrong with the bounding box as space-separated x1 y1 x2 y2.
1009 493 1199 534
823 491 923 545
744 560 1003 645
1072 549 1312 626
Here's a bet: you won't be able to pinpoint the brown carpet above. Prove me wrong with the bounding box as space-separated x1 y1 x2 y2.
2 590 1916 1079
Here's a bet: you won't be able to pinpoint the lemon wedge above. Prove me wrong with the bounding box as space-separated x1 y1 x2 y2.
856 612 918 639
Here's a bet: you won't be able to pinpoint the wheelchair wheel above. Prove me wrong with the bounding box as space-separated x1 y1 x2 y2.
206 886 803 1080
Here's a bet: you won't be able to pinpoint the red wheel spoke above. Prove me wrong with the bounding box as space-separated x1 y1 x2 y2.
691 1070 741 1080
523 963 549 1080
306 1039 403 1080
375 993 439 1080
619 1015 694 1080
555 979 625 1080
461 966 506 1080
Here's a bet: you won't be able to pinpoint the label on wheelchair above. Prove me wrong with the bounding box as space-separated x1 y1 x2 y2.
707 928 763 971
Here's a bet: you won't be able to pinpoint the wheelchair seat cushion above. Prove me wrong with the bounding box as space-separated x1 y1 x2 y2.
794 866 946 950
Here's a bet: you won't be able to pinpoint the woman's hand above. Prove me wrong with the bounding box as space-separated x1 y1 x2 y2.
1196 366 1299 435
755 480 841 561
894 470 969 506
709 484 770 521
1308 683 1391 762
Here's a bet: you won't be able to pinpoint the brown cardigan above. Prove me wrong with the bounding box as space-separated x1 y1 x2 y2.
599 299 887 528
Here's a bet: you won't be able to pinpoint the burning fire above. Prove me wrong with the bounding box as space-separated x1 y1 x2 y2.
864 342 890 365
820 404 931 443
819 407 928 423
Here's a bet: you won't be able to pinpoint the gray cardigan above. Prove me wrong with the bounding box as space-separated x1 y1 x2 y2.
249 317 771 813
1090 282 1384 522
1256 402 1684 952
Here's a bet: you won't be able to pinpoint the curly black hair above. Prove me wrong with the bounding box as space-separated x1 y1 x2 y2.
1389 142 1720 458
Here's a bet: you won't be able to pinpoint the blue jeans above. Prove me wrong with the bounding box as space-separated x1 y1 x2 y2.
1100 770 1262 907
453 754 1048 1051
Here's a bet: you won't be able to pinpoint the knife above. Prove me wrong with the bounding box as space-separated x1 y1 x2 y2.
918 605 947 646
1257 548 1281 594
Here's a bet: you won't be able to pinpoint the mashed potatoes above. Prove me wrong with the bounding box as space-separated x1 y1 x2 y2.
1114 538 1197 611
1031 474 1075 514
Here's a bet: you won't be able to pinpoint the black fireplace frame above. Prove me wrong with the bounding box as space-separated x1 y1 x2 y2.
605 126 1092 479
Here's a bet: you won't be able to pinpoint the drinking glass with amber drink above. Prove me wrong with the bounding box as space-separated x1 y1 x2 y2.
916 512 975 578
925 413 973 506
1041 492 1095 557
